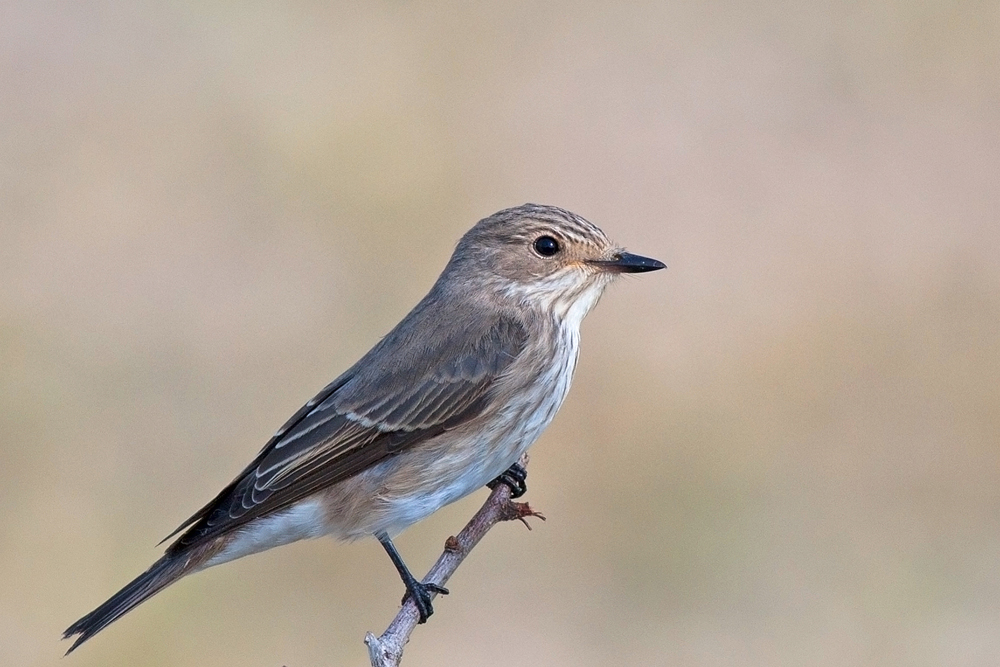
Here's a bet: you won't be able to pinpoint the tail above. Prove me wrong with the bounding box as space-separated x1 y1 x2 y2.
63 553 192 654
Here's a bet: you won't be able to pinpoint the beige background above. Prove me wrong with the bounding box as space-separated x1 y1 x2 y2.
3 2 998 666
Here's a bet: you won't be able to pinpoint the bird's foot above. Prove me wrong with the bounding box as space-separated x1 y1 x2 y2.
402 580 449 623
487 461 528 498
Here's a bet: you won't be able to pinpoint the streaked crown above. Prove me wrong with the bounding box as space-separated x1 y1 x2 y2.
446 204 616 283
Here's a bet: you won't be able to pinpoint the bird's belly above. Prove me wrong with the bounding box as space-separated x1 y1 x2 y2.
367 349 577 536
369 424 539 537
203 497 329 568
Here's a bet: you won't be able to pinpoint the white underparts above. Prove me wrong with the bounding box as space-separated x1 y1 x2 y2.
203 498 328 568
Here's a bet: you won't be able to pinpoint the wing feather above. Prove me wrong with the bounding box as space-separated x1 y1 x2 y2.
167 313 527 552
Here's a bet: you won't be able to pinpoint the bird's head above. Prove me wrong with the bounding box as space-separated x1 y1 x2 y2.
442 204 665 321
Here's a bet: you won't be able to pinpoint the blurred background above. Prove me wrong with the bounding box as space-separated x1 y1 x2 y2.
3 2 998 666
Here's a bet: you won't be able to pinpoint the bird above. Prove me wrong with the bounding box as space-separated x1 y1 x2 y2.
63 203 665 653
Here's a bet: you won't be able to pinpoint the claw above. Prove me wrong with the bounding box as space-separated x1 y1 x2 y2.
377 532 449 624
488 461 528 498
403 581 449 623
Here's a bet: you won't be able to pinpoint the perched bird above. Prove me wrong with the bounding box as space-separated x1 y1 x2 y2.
64 203 665 653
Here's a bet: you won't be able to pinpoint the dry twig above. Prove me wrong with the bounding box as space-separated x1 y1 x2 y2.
365 453 544 667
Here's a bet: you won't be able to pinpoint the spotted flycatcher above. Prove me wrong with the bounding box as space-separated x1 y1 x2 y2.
64 203 665 652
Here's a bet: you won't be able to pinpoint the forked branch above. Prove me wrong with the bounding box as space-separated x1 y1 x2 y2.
365 453 544 667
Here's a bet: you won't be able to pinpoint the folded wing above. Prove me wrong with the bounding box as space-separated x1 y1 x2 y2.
167 314 527 552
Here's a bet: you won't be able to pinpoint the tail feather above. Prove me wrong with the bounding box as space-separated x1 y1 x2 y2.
63 554 190 654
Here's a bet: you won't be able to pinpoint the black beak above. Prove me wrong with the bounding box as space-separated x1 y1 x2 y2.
591 251 666 274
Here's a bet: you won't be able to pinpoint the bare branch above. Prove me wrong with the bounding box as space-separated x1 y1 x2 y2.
365 453 544 667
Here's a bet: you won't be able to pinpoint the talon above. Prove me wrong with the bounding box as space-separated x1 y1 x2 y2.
488 461 528 498
377 532 448 624
402 580 450 623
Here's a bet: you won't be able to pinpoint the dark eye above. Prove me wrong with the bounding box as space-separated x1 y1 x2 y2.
533 235 560 257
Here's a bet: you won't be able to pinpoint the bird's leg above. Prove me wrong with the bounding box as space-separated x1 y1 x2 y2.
376 532 448 623
487 460 528 498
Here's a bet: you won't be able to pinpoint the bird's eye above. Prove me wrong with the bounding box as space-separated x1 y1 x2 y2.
533 235 560 257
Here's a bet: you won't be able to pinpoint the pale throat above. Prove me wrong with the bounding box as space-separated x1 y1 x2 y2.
557 278 610 331
503 268 613 332
545 269 614 333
